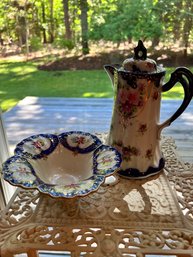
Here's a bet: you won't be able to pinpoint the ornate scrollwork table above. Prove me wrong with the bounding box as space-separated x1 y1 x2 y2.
0 135 193 257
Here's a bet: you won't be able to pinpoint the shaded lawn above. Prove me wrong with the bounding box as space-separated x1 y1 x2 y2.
0 60 192 112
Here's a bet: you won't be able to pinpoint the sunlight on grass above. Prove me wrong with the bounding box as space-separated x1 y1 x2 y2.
0 59 192 112
9 66 35 73
162 85 184 99
1 99 19 111
83 92 113 97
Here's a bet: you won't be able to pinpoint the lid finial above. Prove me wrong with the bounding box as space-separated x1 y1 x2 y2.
134 40 147 60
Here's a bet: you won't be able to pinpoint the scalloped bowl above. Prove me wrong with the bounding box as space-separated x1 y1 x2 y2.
2 131 121 198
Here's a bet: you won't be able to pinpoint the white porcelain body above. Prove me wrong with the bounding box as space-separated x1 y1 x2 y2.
30 144 94 185
107 71 165 178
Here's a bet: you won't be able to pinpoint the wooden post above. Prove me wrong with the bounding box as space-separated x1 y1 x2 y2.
0 108 15 207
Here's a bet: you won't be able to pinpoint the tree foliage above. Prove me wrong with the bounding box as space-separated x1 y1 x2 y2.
0 0 192 55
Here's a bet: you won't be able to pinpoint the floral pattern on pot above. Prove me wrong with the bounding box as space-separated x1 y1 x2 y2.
117 81 147 119
152 90 159 100
113 141 154 162
113 141 140 161
138 123 147 135
122 145 140 161
145 149 153 160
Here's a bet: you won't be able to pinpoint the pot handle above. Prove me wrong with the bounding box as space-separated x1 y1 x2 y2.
158 67 193 134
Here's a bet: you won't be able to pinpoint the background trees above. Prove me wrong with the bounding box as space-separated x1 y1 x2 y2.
0 0 192 55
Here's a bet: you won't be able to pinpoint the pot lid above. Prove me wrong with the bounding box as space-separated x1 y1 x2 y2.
122 40 157 73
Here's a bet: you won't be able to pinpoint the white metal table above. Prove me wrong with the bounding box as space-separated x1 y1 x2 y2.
0 134 193 257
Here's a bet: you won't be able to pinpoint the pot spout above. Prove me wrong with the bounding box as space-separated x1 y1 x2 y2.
104 64 121 85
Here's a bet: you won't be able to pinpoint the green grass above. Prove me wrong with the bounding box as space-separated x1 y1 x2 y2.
0 59 192 112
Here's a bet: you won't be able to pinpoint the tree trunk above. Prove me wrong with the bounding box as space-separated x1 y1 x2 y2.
128 37 132 44
172 1 183 41
18 16 27 46
49 0 54 43
11 0 26 47
41 1 47 43
24 2 30 57
0 33 4 46
32 4 41 39
79 0 89 55
182 1 193 57
152 37 160 47
63 0 72 40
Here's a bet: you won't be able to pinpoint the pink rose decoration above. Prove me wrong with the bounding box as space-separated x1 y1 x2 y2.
117 87 145 119
128 92 140 105
118 88 128 103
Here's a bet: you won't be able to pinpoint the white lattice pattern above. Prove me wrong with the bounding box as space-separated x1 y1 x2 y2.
0 135 193 257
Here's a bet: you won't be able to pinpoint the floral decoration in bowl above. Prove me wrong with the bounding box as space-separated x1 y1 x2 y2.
2 131 121 198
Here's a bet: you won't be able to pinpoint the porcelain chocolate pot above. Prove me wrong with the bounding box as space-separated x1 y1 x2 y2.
104 40 193 179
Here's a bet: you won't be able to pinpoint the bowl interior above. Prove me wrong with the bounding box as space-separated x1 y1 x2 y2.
30 143 94 185
3 131 122 198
